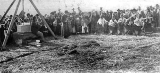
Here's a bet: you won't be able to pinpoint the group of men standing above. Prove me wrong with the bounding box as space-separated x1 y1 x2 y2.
1 4 160 48
44 4 160 37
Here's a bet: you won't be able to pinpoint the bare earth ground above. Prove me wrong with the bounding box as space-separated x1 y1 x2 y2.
1 33 160 73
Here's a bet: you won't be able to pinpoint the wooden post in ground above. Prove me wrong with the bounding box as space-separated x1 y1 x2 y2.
0 0 16 23
2 0 22 48
29 0 57 39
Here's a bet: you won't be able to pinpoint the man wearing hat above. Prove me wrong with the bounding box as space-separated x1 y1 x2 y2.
78 7 82 15
72 8 76 15
99 7 104 16
58 9 63 16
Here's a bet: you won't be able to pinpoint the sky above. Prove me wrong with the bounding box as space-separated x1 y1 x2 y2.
0 0 160 15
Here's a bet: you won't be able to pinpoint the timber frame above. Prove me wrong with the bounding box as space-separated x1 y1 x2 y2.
0 0 57 48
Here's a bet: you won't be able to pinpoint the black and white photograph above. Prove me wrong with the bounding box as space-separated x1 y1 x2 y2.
1 0 160 73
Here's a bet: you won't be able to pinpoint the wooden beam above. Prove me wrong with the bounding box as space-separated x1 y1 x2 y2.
0 0 16 23
29 0 57 39
22 0 24 11
2 0 22 47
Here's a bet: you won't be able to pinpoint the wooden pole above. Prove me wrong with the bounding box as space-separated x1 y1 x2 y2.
22 0 24 11
2 0 22 47
0 0 16 23
29 0 57 39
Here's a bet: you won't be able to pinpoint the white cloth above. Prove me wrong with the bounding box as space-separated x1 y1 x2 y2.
108 19 117 27
97 18 108 27
118 18 126 23
134 18 143 26
81 18 89 33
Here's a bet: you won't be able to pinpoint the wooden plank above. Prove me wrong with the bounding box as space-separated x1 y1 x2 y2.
2 0 22 48
0 0 16 23
29 0 57 39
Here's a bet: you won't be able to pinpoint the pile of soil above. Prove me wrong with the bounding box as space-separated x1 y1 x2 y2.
56 41 109 69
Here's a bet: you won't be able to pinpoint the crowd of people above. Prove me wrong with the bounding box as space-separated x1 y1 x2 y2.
1 4 160 47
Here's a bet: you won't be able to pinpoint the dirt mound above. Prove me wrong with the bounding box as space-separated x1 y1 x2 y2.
79 41 100 47
56 40 100 56
56 41 109 69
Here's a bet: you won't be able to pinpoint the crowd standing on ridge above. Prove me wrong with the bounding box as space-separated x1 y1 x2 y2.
1 4 160 46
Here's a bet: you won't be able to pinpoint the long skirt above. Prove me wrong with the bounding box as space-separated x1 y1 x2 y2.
62 22 71 38
104 23 109 34
75 22 82 33
117 23 124 35
90 21 97 34
55 24 61 36
109 26 115 35
124 25 131 35
96 24 104 34
82 23 89 33
134 25 142 35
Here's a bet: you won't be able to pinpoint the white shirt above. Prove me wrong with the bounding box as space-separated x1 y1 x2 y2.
97 18 108 27
108 19 117 27
134 18 143 26
118 17 126 23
